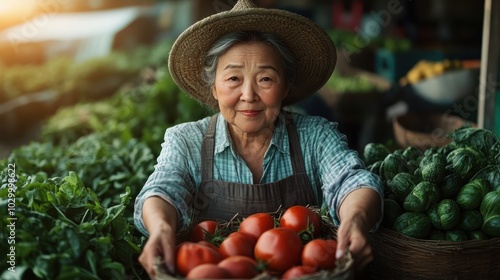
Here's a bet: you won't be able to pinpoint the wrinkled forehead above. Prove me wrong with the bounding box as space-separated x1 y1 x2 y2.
216 42 284 72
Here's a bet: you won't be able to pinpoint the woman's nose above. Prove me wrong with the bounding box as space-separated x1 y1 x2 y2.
240 82 259 102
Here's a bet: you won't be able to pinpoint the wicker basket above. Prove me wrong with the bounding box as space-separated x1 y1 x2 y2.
154 207 354 280
392 113 476 151
367 226 500 280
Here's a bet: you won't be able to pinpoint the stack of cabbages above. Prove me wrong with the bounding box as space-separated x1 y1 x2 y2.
363 127 500 240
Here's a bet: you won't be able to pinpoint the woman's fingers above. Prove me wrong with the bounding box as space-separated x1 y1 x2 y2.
138 229 177 278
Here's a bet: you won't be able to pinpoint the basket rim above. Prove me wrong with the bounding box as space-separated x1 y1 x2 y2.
368 226 500 280
373 226 500 248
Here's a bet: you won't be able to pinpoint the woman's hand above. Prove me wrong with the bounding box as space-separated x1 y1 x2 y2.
139 221 177 278
139 197 179 278
335 215 373 274
336 188 382 276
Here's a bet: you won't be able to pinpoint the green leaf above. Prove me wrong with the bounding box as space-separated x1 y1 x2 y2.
33 254 58 279
57 265 100 280
0 265 28 280
86 250 97 275
79 222 96 235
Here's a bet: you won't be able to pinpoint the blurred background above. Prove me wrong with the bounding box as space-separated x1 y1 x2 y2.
0 0 498 156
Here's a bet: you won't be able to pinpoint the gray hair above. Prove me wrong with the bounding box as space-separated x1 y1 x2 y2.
201 31 297 89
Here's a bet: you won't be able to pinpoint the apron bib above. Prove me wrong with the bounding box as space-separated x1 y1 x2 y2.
192 113 316 221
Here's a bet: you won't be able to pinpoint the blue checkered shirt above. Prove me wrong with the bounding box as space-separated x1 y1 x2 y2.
134 111 383 236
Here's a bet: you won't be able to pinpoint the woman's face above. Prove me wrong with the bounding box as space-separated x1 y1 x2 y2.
212 41 289 136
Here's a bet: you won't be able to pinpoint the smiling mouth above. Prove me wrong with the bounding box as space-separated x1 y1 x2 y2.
239 110 262 117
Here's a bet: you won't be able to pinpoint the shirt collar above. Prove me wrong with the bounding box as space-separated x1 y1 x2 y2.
213 112 290 156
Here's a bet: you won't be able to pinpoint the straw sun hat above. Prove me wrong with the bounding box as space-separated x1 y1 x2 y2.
168 0 337 108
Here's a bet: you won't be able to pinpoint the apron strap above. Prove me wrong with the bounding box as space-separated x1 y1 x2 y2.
284 112 307 175
201 113 218 181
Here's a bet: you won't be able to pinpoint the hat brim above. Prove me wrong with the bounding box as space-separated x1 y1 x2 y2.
168 7 337 108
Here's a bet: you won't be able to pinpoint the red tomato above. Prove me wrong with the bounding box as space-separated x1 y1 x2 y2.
301 239 337 270
197 240 219 252
219 231 257 259
254 227 303 273
175 242 223 276
218 255 260 279
281 265 317 279
186 263 231 279
190 220 220 242
280 206 321 239
239 213 275 240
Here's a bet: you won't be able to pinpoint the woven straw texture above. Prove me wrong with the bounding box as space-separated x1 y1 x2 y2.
168 0 336 108
154 207 353 280
367 226 500 280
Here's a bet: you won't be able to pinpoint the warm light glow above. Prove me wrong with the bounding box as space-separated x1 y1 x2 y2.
0 2 9 13
0 0 38 30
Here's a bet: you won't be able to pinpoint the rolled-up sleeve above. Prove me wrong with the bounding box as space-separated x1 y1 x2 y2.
133 125 200 237
313 121 384 230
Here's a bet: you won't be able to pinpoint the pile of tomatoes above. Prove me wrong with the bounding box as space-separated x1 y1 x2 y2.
174 206 339 279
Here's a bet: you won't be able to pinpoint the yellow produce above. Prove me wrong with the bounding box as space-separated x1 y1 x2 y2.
400 59 463 86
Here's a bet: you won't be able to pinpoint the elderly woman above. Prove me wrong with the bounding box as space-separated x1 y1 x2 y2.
134 0 383 278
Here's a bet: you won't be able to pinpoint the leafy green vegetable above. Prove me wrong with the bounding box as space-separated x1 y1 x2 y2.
367 160 383 176
7 135 154 213
448 127 500 157
420 153 447 184
392 212 432 239
403 181 440 213
471 164 500 189
445 229 468 242
363 143 391 166
386 172 419 204
361 125 500 241
401 146 423 162
456 179 491 210
440 173 464 199
467 230 489 240
0 43 171 103
427 199 460 230
40 68 213 157
446 147 485 180
0 44 215 279
480 190 500 237
0 172 144 279
380 153 409 181
324 71 384 93
456 210 483 231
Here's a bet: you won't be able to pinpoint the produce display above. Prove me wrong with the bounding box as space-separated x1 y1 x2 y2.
398 59 463 86
363 127 500 240
328 29 412 53
155 206 348 280
0 171 141 279
0 55 212 278
0 42 170 104
324 71 386 94
40 66 213 156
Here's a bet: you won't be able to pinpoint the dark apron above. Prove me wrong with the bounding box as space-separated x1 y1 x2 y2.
191 112 317 221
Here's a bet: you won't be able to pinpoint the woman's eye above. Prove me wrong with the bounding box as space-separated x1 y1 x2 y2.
228 76 239 81
261 77 272 82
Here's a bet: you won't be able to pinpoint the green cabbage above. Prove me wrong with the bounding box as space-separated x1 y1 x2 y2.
446 147 485 180
472 164 500 189
448 127 499 156
480 190 500 237
428 199 460 230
